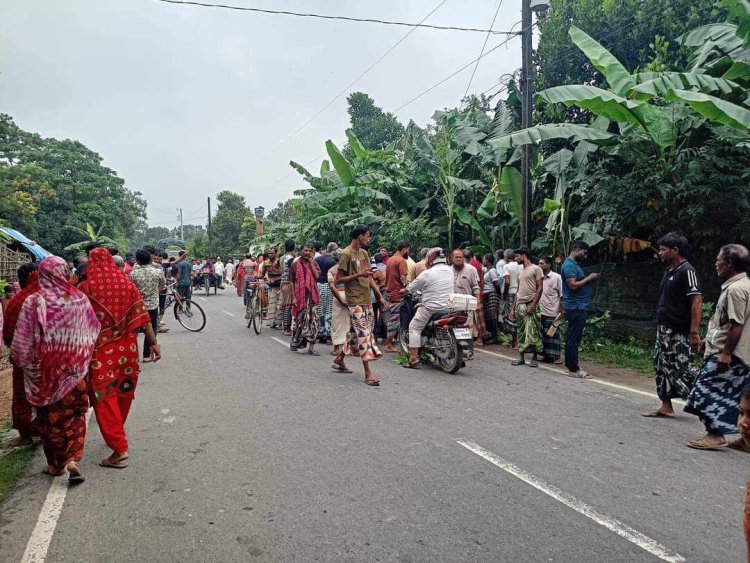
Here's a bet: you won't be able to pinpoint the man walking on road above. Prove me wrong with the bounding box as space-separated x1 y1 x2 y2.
561 242 599 378
280 240 296 336
130 249 166 363
265 248 283 329
539 256 563 364
510 248 544 368
384 241 410 353
685 244 750 450
315 242 338 343
289 242 321 354
334 225 384 387
643 233 703 419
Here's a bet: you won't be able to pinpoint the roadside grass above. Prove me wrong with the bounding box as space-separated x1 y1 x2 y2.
0 420 37 505
581 340 653 375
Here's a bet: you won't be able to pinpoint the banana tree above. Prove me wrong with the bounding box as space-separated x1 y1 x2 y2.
63 221 119 252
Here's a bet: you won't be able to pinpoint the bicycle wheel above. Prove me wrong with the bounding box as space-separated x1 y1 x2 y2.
252 294 263 335
204 278 210 297
174 299 206 332
246 300 255 329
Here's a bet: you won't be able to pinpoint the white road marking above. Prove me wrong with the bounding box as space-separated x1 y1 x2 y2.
456 439 685 563
198 297 207 302
221 310 236 317
474 348 683 404
271 336 288 347
21 410 92 563
161 408 170 414
161 416 176 424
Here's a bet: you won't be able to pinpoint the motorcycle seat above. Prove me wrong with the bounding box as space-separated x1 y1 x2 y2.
428 309 452 323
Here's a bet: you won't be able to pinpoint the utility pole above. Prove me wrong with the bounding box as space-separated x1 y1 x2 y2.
177 208 184 241
520 0 533 248
207 197 212 257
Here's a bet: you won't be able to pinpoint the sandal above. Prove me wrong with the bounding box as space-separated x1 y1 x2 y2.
528 360 539 368
403 361 420 370
511 359 525 366
100 455 129 469
687 435 728 450
642 411 675 419
66 462 86 484
307 350 320 356
364 378 380 387
332 364 352 373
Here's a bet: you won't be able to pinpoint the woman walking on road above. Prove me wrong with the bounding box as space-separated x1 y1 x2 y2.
78 247 161 469
10 256 100 482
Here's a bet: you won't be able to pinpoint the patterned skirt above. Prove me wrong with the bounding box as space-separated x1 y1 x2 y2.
653 324 694 401
516 301 541 353
541 315 561 360
317 283 332 338
385 300 402 336
37 379 88 475
685 355 750 435
344 304 382 362
502 295 517 336
293 299 319 343
12 365 39 438
483 292 500 334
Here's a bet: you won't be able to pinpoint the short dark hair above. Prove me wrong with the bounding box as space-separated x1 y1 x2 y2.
168 257 175 263
373 253 384 264
656 232 688 256
540 256 553 266
179 250 186 257
84 241 102 255
284 239 295 252
125 252 135 259
514 247 530 257
159 252 168 259
17 262 38 289
741 383 750 401
463 248 474 259
313 241 322 252
571 241 590 252
483 253 494 264
720 244 750 272
397 241 409 252
108 248 119 256
135 249 151 265
303 241 316 251
350 224 369 240
142 245 158 255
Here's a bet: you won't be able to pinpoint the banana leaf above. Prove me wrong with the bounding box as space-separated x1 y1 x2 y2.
543 148 573 177
451 203 493 249
346 130 367 160
476 188 497 220
569 25 635 97
487 123 615 151
325 140 354 186
667 89 750 130
539 85 647 129
319 160 330 175
497 166 522 221
632 73 744 100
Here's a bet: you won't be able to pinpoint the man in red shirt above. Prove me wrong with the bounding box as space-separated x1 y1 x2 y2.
384 241 409 353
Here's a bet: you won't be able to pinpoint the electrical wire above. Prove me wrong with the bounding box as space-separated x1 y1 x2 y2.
248 0 449 170
461 0 504 106
154 0 518 35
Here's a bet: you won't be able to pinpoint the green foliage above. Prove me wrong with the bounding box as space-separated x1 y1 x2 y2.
346 92 405 152
0 114 146 255
210 190 253 258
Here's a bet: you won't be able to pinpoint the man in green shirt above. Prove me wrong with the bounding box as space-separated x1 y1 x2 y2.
333 225 385 386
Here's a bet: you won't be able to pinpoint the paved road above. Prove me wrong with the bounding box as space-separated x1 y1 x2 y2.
0 289 747 562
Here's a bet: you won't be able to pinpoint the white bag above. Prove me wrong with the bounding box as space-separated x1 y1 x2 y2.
446 293 478 312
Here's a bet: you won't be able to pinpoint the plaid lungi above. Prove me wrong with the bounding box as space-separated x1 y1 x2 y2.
685 355 750 435
653 324 694 401
541 314 561 360
502 294 517 336
483 291 500 334
516 301 541 353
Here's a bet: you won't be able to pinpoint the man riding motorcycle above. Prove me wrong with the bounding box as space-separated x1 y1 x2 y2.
402 247 454 369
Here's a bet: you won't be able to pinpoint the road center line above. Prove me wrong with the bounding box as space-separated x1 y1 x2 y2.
456 439 685 563
22 409 92 563
474 348 682 404
271 336 288 347
221 310 235 317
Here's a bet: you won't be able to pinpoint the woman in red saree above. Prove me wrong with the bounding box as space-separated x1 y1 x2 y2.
3 263 41 446
78 247 161 469
10 256 100 482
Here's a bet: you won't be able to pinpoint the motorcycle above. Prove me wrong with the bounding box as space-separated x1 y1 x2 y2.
398 291 473 374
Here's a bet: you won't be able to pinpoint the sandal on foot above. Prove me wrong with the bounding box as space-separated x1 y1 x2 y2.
511 359 525 366
567 370 592 379
528 360 539 368
687 435 727 450
332 364 352 373
403 361 420 370
307 350 320 356
364 378 380 387
66 462 86 484
642 411 675 419
100 456 129 469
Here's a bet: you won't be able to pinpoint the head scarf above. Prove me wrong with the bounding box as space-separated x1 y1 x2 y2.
292 258 319 317
10 256 101 407
3 271 40 348
79 247 149 347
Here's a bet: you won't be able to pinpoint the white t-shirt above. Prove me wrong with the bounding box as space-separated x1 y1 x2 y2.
502 261 522 294
215 261 225 276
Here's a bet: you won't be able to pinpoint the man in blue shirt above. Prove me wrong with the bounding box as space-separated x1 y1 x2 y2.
173 251 193 300
561 241 600 378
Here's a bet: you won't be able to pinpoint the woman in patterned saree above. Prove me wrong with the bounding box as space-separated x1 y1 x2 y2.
10 256 100 483
79 247 161 469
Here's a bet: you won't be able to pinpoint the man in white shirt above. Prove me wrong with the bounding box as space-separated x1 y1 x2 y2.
502 249 521 348
403 248 454 368
539 256 563 364
214 257 225 289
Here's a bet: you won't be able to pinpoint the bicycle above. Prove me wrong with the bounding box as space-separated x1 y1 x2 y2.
197 271 217 297
244 279 267 335
163 282 207 332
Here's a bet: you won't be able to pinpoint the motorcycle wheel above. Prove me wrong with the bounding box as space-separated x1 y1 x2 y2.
436 329 461 374
399 327 410 356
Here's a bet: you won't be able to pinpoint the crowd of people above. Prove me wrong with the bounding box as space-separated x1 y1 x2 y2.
0 227 748 552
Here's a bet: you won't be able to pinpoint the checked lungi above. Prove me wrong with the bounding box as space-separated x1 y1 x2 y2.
385 300 402 338
516 301 541 354
653 324 694 401
317 282 332 338
281 281 294 330
483 291 500 335
502 294 517 336
685 355 750 435
541 315 561 361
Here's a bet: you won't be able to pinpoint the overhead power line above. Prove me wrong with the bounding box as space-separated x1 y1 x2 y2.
461 0 504 106
154 0 517 34
250 0 449 171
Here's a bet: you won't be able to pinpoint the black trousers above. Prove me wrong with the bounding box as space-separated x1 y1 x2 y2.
144 309 159 359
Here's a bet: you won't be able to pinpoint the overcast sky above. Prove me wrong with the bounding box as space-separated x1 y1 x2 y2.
1 0 525 228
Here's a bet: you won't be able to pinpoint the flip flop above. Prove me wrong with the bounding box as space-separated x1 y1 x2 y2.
511 359 526 366
100 457 129 469
642 411 675 418
403 361 420 370
308 350 320 356
528 360 539 368
687 436 728 450
66 463 86 484
332 364 352 373
364 379 380 387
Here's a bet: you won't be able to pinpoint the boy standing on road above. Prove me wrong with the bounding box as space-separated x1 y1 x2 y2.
643 233 702 419
561 241 599 379
510 248 544 368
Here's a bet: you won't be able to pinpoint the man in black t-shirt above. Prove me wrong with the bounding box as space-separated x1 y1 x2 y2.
644 232 703 419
